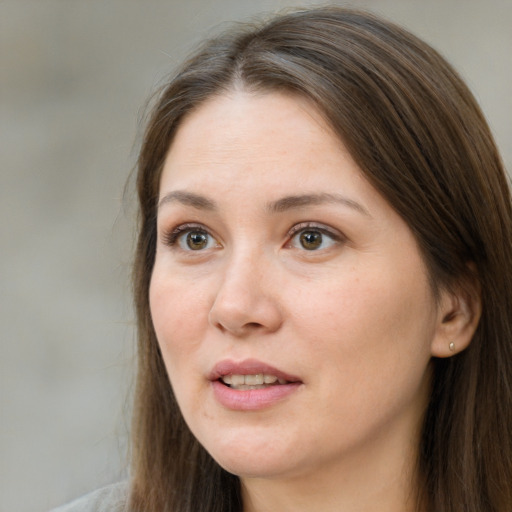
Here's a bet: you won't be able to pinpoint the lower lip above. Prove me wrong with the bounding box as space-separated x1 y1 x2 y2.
211 380 301 411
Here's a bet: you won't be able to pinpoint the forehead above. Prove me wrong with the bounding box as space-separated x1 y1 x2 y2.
160 90 364 194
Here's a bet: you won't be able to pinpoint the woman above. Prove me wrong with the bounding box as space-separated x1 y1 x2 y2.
54 6 512 512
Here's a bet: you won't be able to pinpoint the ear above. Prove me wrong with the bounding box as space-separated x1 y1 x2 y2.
430 277 482 358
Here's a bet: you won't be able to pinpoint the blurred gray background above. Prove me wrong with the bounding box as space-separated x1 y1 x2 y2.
1 1 511 511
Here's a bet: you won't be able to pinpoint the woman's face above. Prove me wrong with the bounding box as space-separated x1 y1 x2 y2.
150 91 445 481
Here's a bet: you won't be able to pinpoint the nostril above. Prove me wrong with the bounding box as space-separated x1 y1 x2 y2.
246 322 263 329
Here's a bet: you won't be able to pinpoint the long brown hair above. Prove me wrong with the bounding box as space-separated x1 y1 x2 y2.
130 7 512 511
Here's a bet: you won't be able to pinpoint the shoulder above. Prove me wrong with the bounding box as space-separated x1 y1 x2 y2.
49 482 129 512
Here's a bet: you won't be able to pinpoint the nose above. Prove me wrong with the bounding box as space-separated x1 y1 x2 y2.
208 251 283 337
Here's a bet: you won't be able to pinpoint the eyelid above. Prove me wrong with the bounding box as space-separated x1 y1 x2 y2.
161 222 220 249
287 221 344 243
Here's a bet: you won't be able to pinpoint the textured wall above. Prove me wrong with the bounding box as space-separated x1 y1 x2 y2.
1 1 511 511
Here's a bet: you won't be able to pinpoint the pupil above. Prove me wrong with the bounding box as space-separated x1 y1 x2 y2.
300 230 322 250
187 231 207 250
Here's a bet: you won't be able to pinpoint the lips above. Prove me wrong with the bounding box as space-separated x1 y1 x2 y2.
209 359 302 411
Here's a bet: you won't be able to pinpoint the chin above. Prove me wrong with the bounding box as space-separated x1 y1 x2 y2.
200 433 306 480
212 453 292 479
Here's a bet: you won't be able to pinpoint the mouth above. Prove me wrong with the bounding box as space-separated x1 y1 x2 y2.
210 358 302 390
210 359 302 410
220 373 292 390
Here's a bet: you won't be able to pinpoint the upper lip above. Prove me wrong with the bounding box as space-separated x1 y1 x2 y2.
209 358 301 383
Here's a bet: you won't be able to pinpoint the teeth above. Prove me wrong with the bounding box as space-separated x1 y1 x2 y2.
221 374 284 388
245 373 263 385
231 374 245 387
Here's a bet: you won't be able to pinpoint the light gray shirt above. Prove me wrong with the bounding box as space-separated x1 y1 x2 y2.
49 482 128 512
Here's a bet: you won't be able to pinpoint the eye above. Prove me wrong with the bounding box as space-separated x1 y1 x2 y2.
181 230 214 250
288 225 339 251
164 224 220 251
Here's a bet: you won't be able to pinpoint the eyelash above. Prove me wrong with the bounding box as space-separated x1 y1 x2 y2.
161 222 344 251
287 222 343 242
163 223 207 246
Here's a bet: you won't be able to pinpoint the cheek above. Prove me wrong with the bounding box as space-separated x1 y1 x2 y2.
149 270 215 425
149 268 211 371
314 255 433 335
289 262 436 385
294 270 434 430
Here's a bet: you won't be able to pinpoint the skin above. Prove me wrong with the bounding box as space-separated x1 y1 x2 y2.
149 91 478 511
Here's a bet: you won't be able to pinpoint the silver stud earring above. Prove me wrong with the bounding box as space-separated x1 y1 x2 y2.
449 342 455 352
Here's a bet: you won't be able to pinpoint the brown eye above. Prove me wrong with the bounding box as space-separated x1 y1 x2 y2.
300 230 323 250
288 225 338 251
165 224 220 252
185 231 210 250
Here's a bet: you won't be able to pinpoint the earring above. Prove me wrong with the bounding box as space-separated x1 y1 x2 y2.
449 342 455 352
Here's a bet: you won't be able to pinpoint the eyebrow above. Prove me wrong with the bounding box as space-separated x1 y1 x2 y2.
157 190 370 217
267 193 371 217
158 190 217 211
